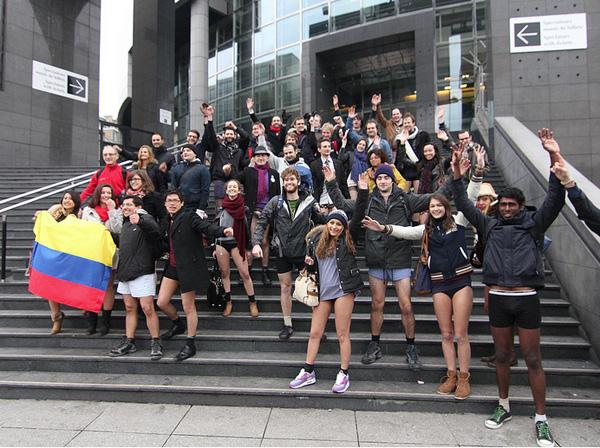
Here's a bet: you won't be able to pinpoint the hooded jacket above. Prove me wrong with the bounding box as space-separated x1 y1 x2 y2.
117 209 161 282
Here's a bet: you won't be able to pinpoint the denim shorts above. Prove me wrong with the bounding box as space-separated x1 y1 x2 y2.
368 268 411 282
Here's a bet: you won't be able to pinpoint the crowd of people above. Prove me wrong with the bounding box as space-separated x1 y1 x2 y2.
34 93 600 448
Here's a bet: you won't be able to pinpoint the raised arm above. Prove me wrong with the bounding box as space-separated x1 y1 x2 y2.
323 165 355 214
202 105 219 153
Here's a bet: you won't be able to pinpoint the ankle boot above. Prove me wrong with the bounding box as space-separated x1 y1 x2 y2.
436 370 457 395
98 309 112 336
86 312 98 335
51 312 65 335
455 371 471 400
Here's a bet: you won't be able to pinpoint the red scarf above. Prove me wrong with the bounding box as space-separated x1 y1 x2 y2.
269 124 281 134
222 194 247 259
94 205 109 222
126 188 146 198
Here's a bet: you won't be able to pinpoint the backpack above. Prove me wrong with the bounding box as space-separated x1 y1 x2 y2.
207 260 226 311
293 163 313 194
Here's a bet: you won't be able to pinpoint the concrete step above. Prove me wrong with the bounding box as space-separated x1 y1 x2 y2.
0 370 597 417
0 347 596 388
0 328 590 359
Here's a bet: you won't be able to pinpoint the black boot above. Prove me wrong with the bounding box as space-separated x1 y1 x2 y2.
261 267 272 286
98 309 112 336
86 312 98 335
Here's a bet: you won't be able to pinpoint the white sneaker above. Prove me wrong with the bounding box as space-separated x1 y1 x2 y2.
331 370 350 393
289 368 316 389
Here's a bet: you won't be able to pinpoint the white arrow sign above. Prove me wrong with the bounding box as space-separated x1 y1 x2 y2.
516 24 539 45
68 79 84 95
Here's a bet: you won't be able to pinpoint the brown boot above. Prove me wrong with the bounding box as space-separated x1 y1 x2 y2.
436 370 457 395
51 312 65 334
455 371 471 400
222 301 233 317
249 301 259 318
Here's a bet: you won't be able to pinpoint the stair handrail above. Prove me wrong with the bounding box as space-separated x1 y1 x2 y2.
0 142 186 282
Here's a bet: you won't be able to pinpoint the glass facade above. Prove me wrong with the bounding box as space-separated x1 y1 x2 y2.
174 0 486 136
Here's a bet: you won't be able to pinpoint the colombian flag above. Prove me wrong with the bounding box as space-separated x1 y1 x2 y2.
28 212 116 312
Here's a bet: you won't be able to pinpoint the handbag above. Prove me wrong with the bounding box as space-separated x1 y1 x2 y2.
207 259 226 311
412 229 432 295
293 269 319 307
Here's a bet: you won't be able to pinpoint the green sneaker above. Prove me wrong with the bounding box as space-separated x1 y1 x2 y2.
484 405 512 429
535 421 555 447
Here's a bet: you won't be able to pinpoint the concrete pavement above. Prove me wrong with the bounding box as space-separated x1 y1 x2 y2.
0 399 597 446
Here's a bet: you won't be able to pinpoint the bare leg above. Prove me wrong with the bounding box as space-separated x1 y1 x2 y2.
394 278 415 338
139 296 160 338
333 294 355 370
278 271 293 320
368 275 386 336
518 327 546 414
122 294 139 339
305 300 333 365
215 245 232 293
103 271 116 310
433 292 456 372
181 291 198 337
48 300 61 320
452 286 473 373
156 277 180 320
491 325 515 400
231 248 254 296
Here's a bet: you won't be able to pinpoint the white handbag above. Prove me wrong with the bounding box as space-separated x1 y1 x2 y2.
293 269 319 307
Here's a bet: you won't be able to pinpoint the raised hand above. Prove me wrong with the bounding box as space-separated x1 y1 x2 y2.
399 128 409 144
332 94 339 109
458 158 472 177
246 97 254 110
129 213 140 225
341 129 349 147
371 93 381 107
225 120 237 130
348 105 356 119
436 104 446 123
357 171 369 190
362 216 385 232
538 128 560 154
475 146 486 170
436 129 449 142
550 160 571 183
322 164 335 183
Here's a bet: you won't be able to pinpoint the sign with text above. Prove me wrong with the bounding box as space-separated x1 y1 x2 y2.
509 13 587 53
159 108 172 126
32 60 88 103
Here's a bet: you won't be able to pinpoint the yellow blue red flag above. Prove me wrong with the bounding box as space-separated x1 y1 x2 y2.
28 212 116 312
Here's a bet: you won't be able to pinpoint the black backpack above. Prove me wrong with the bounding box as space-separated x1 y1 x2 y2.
207 259 226 311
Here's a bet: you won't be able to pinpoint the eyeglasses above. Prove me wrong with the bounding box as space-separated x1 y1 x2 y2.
130 177 142 181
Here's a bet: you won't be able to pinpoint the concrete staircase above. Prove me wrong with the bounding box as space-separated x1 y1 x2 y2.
0 166 599 417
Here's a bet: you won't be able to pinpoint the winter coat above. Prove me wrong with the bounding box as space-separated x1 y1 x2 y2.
80 164 128 202
567 186 600 236
237 165 281 214
116 209 161 282
170 159 211 211
160 209 226 294
204 121 247 181
452 173 565 289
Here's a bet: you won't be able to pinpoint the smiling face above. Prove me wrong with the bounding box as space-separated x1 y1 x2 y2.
356 140 367 152
429 198 446 219
186 131 199 145
369 152 382 168
102 147 118 166
321 128 332 140
375 174 393 193
121 198 139 217
366 122 377 138
181 147 196 162
223 129 236 143
61 193 75 212
165 193 183 214
318 140 331 157
294 119 306 133
498 197 522 220
128 174 143 191
352 117 362 130
403 116 415 132
225 180 240 199
423 144 436 161
391 108 402 123
253 153 269 166
100 187 113 203
271 115 281 128
476 195 493 212
252 123 263 137
138 147 149 160
151 133 164 149
283 174 299 194
327 219 344 237
283 144 297 162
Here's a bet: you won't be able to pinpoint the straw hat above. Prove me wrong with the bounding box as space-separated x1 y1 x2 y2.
477 183 497 199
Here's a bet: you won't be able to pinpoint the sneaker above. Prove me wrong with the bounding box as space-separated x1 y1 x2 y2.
361 341 382 364
405 344 422 371
109 337 136 357
535 421 555 447
150 340 163 361
289 368 316 389
279 325 294 340
331 370 350 394
485 405 512 429
161 319 185 340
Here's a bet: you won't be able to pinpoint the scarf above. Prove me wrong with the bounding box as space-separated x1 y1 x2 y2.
126 188 146 198
254 163 269 203
222 194 247 259
269 124 281 134
94 205 109 222
351 150 369 182
404 126 420 163
418 158 438 194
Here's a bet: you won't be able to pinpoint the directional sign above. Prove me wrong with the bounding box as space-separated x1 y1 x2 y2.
510 13 587 53
32 60 89 102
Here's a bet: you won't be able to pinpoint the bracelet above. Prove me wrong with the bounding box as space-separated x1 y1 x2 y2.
562 180 576 188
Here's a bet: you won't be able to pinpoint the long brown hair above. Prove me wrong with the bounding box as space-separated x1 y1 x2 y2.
426 193 455 234
137 145 158 169
315 224 356 259
128 169 155 193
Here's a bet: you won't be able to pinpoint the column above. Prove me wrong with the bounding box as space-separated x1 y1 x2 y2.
189 0 209 134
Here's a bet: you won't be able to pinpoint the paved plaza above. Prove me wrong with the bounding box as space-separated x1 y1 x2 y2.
0 399 597 446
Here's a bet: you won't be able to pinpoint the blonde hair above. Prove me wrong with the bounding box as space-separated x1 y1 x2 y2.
137 145 158 169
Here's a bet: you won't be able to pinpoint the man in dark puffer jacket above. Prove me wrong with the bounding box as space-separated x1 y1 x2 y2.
170 144 211 212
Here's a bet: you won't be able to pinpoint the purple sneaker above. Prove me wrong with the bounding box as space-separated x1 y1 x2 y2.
332 370 350 393
289 368 316 389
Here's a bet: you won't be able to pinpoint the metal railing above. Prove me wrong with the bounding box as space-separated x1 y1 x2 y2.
0 142 186 282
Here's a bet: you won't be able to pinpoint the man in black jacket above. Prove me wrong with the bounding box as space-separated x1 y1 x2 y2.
246 97 287 155
157 189 234 361
110 196 163 360
325 164 450 370
170 144 211 212
451 129 564 447
238 146 281 285
252 167 326 339
311 139 349 208
151 132 175 174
